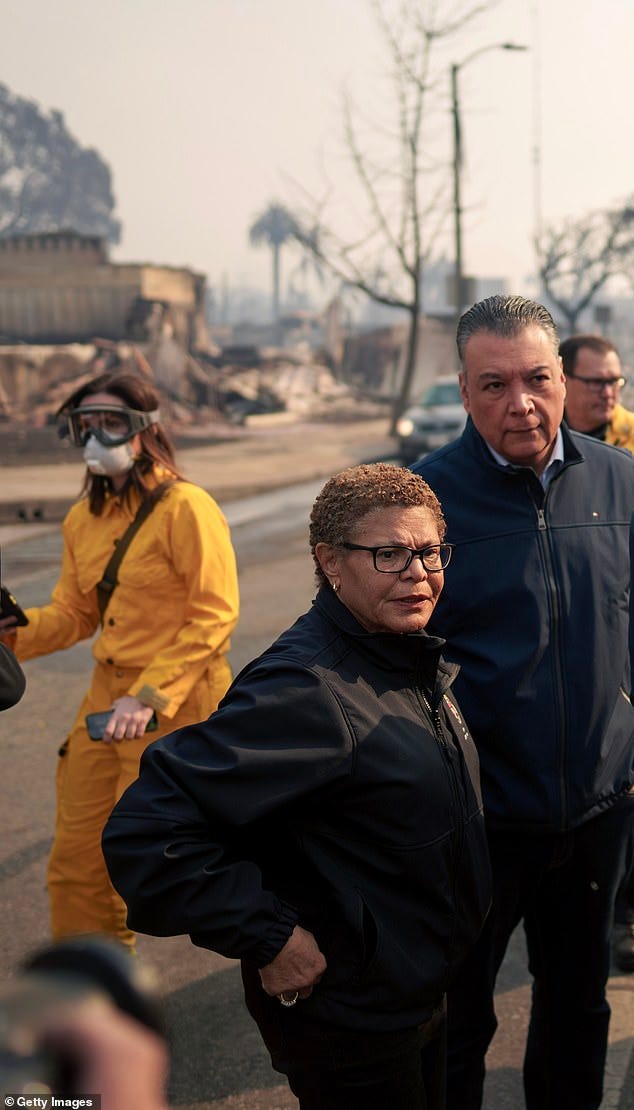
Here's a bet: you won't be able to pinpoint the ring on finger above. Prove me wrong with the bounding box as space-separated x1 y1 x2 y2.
277 990 299 1007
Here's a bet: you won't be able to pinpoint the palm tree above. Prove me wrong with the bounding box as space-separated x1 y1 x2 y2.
249 203 300 332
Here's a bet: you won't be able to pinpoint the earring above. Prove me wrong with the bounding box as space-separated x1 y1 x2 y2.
331 580 340 594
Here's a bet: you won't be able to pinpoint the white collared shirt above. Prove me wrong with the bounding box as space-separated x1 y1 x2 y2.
484 428 565 490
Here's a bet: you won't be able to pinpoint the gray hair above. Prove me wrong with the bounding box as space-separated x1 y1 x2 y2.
457 295 560 363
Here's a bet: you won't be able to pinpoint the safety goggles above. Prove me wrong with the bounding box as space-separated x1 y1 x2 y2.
59 404 161 447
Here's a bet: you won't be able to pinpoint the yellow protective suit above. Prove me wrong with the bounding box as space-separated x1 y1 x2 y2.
15 473 239 947
607 403 634 453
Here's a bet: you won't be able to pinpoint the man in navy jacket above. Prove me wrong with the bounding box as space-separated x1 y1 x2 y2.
414 294 633 1110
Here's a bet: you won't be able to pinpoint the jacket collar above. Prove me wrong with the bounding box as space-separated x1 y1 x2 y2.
99 464 174 519
313 585 458 698
461 415 584 476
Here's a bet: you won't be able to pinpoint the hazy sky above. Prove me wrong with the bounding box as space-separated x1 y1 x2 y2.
1 0 633 301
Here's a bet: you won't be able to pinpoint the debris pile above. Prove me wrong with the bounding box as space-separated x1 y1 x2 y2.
210 354 383 425
0 339 388 440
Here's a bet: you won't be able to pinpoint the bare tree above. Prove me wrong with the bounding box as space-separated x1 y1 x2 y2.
292 0 493 430
537 200 634 334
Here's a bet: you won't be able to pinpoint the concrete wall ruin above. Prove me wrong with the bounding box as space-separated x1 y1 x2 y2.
0 231 208 349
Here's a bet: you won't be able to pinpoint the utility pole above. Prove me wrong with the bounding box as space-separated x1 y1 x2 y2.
451 43 528 353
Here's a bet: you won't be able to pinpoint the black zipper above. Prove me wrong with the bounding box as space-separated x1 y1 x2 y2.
420 687 465 976
529 480 568 828
422 692 465 852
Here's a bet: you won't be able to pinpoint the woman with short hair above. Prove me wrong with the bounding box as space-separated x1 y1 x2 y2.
104 462 490 1109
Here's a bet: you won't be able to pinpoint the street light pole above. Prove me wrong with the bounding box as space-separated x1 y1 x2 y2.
451 60 463 347
452 43 528 348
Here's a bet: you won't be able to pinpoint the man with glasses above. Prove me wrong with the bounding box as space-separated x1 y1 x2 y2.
560 333 634 451
413 295 633 1110
560 334 634 977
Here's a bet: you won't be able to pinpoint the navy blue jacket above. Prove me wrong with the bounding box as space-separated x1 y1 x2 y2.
104 586 491 1032
414 418 633 832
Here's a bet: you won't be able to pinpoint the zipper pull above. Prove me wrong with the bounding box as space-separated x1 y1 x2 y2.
537 508 547 531
422 693 446 744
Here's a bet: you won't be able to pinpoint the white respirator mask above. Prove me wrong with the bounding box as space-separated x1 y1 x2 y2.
83 434 137 477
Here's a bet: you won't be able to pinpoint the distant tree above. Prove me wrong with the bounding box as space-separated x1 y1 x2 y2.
537 200 634 334
293 0 496 430
249 202 301 331
0 83 121 242
287 226 326 308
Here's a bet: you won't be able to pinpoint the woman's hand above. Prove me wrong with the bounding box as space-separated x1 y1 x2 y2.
103 696 156 743
259 924 327 1000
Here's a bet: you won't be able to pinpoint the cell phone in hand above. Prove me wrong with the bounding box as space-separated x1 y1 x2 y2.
0 585 29 627
86 709 159 741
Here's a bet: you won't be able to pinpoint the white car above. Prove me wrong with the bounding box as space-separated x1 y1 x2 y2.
395 376 466 463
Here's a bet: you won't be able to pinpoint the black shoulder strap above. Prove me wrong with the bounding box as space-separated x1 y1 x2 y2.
96 480 176 624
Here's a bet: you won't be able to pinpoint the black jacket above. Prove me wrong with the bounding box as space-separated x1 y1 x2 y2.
414 418 634 831
104 587 491 1031
0 642 26 710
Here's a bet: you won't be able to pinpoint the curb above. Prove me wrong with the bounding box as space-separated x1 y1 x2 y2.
0 498 75 525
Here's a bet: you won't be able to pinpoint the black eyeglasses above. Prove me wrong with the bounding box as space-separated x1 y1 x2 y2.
341 543 453 573
567 374 626 394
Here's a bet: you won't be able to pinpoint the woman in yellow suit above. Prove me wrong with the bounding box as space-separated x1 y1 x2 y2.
0 371 239 949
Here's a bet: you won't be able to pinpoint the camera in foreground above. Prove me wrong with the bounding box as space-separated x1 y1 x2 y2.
0 936 163 1097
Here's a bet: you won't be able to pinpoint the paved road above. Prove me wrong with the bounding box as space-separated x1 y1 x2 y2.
1 470 632 1108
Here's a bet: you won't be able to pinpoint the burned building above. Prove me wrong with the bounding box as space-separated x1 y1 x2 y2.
0 230 209 350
